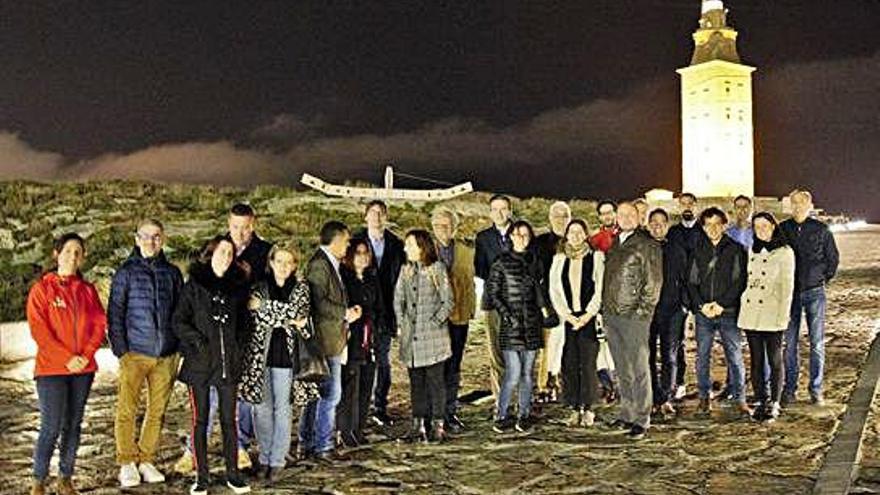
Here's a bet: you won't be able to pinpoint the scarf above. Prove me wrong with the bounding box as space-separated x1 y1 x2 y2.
564 241 590 260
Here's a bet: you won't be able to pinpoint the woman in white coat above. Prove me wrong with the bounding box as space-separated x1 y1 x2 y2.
737 212 795 422
549 219 605 428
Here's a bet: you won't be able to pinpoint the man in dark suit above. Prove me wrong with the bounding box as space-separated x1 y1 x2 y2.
352 200 405 426
474 194 514 398
300 221 362 460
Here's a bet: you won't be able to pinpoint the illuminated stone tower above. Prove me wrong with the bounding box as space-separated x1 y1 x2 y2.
677 0 755 197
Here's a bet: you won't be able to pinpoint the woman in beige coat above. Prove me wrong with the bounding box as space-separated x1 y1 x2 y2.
737 212 795 422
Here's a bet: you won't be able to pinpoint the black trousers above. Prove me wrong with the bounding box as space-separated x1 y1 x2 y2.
650 309 685 405
675 311 688 387
561 317 599 409
338 361 375 435
746 331 784 403
444 323 469 417
408 362 446 420
189 382 238 481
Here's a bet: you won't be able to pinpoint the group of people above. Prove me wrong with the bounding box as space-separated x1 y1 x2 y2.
24 189 839 495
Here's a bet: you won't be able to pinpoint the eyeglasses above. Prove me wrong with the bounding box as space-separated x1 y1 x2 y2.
136 233 163 242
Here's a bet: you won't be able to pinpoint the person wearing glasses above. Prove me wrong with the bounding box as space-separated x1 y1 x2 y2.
108 219 184 489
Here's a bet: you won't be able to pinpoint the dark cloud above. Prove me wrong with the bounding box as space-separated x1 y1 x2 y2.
0 52 877 220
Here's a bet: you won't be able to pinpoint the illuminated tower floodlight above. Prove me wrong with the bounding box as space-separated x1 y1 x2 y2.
677 0 755 197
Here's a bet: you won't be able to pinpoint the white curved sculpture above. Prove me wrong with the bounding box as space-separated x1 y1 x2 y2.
301 167 473 201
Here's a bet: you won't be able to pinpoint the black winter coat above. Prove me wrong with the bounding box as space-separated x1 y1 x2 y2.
655 239 689 316
352 229 404 336
234 234 273 283
687 234 747 317
342 266 386 363
779 218 839 292
173 263 251 386
485 250 546 351
108 249 184 358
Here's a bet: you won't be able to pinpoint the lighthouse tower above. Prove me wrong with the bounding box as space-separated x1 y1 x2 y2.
677 0 755 197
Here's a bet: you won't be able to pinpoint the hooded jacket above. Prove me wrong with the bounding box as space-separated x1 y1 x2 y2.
173 262 250 386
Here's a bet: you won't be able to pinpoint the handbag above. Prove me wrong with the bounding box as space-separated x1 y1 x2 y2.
294 318 329 383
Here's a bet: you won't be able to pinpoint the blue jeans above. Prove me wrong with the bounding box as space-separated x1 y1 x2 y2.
254 367 293 467
299 355 342 454
496 349 537 420
695 314 746 403
186 387 248 453
33 373 94 480
784 286 827 396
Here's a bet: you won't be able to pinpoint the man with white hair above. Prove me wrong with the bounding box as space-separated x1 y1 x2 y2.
533 201 571 401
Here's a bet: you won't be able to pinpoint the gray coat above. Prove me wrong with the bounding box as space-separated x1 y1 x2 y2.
394 261 454 369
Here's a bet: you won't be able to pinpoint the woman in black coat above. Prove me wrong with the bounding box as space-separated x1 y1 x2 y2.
338 238 386 447
173 234 252 495
485 220 551 434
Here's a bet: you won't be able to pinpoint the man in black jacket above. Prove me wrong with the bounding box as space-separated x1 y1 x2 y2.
110 219 183 488
687 207 749 418
352 200 405 425
474 194 514 398
780 190 839 406
602 202 663 440
647 209 687 417
666 192 702 399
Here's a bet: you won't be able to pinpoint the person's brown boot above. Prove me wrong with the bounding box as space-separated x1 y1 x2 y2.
56 477 80 495
30 479 47 495
698 398 712 416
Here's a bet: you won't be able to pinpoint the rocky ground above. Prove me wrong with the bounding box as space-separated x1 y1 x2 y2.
1 227 878 494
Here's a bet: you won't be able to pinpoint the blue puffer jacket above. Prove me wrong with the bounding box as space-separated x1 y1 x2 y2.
108 248 184 357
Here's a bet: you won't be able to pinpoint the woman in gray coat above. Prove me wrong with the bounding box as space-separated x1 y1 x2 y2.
394 229 454 443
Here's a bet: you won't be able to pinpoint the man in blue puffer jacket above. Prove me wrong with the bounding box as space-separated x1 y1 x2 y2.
109 219 184 489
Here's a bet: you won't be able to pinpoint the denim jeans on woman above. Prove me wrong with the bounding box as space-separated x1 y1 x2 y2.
253 367 293 467
34 373 95 481
496 349 537 420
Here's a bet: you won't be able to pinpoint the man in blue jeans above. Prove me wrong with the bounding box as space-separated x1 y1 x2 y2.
686 207 750 418
780 190 839 406
302 221 362 460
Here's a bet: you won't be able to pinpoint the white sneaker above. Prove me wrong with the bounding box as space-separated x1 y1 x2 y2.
138 462 166 483
582 409 596 427
118 462 141 488
674 385 687 401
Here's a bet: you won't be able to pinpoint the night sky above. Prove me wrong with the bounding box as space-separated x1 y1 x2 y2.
0 1 878 219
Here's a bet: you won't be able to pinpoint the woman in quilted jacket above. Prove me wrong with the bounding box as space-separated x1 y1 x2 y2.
486 220 550 434
394 229 454 443
26 232 106 495
240 243 313 483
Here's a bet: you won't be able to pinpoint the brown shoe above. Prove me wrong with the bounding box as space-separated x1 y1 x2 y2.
30 480 47 495
57 477 80 495
698 398 712 415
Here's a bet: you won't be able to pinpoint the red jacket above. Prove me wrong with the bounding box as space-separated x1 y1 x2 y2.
26 272 107 377
590 225 620 253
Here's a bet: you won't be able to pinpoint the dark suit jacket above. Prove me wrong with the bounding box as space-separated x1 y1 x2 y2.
305 248 349 357
353 228 404 335
474 224 512 281
232 234 273 283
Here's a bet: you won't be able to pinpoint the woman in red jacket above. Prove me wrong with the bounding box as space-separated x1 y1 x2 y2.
26 233 107 495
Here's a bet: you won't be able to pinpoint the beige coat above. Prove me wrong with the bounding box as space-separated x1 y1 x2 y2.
444 241 476 325
737 246 795 332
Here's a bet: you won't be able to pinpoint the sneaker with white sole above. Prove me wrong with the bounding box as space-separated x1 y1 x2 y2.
118 462 141 488
582 409 596 427
138 462 165 483
226 474 251 494
189 478 208 495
